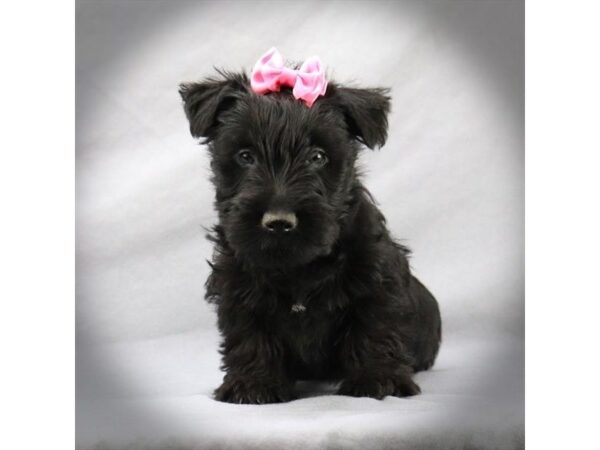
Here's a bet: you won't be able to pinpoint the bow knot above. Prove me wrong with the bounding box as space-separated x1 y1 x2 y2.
250 47 328 107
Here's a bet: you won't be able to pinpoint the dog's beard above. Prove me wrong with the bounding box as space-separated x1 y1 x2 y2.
221 198 340 269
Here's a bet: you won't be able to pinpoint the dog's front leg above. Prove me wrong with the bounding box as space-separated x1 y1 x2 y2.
337 322 421 399
213 327 293 404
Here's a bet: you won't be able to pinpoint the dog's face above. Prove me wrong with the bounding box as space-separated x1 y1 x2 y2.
180 72 390 269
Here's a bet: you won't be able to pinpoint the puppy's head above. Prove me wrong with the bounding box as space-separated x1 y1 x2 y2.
180 70 390 269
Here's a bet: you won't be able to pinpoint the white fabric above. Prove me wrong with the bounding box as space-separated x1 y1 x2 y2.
76 1 524 448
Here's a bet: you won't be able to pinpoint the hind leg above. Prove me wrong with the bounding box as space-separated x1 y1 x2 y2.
408 275 442 372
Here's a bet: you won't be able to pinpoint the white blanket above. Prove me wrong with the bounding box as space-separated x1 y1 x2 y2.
76 1 524 448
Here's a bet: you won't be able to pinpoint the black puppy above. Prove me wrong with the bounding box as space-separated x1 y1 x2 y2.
179 69 441 404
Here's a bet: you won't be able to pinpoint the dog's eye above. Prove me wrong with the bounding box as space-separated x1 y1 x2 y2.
235 150 255 166
306 149 328 168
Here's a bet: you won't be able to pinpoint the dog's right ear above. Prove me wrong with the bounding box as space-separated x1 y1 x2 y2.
179 71 248 141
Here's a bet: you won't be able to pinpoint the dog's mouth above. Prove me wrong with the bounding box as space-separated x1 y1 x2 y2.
219 195 341 268
256 223 324 261
224 219 337 269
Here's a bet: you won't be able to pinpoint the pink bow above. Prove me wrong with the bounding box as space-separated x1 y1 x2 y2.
250 47 328 107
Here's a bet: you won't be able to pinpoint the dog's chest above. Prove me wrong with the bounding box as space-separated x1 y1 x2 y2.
277 296 344 376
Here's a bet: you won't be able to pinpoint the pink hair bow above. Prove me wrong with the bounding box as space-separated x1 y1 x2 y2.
250 47 328 107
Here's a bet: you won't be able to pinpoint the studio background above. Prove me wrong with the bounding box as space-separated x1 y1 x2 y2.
76 1 524 449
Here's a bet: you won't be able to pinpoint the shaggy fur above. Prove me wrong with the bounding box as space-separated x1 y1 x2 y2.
179 70 441 404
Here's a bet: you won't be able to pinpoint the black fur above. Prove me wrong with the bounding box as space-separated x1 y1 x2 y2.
179 70 441 404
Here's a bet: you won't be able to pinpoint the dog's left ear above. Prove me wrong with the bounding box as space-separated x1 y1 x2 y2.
179 71 248 141
325 84 391 150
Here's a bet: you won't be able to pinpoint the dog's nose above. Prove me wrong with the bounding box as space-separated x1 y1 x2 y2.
261 210 298 233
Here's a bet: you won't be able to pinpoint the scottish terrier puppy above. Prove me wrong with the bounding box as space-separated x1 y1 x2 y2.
179 49 441 404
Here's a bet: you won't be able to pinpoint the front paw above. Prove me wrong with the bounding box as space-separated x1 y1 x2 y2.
338 373 421 399
214 376 294 404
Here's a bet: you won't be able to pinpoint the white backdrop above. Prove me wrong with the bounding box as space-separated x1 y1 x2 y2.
76 1 524 448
